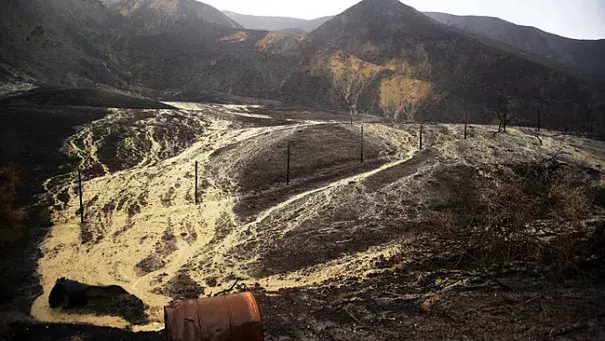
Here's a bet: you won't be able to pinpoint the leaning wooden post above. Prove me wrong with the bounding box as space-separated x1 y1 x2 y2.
360 126 364 164
194 161 198 205
419 121 424 150
77 166 84 224
286 142 291 185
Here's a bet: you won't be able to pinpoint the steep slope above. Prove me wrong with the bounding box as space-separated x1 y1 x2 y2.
0 0 129 87
304 0 601 129
103 0 242 33
426 12 605 79
223 11 332 33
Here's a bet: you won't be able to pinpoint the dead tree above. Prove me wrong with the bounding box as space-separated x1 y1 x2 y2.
521 127 543 146
495 96 514 135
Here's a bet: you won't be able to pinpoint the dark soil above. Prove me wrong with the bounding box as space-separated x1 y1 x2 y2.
135 255 166 277
234 158 385 219
0 87 174 110
0 105 110 317
253 273 605 341
5 322 165 341
152 273 204 302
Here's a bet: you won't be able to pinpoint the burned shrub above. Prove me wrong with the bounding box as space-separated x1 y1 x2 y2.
0 166 26 241
426 158 599 277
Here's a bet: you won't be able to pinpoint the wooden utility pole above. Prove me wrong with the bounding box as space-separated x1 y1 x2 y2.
537 107 541 132
350 110 353 125
565 116 568 135
464 112 468 140
194 161 198 205
360 126 364 163
591 119 594 133
419 122 424 150
286 142 291 185
77 167 84 224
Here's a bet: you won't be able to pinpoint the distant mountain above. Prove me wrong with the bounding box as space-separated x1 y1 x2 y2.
102 0 242 33
223 11 332 33
223 8 605 83
304 0 599 127
425 12 605 79
0 0 602 131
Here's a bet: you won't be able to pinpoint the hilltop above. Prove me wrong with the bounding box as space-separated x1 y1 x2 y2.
102 0 242 33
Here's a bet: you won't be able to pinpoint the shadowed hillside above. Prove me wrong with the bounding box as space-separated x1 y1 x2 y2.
102 0 242 33
426 12 605 82
0 87 174 109
303 0 603 130
0 0 129 87
1 0 602 132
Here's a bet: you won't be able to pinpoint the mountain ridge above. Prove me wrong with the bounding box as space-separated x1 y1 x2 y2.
425 12 605 79
0 0 602 132
223 6 604 82
101 0 242 32
223 10 332 33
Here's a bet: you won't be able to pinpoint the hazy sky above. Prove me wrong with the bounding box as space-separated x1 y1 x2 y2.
203 0 605 40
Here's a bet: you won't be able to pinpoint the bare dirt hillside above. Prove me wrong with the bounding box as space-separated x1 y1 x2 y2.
25 102 605 339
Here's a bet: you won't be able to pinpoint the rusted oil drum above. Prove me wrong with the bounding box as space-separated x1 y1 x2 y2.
164 292 263 341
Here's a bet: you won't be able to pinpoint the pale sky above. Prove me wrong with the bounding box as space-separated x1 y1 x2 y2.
203 0 605 40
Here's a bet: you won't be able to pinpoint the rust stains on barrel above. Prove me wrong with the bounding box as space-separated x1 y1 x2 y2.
164 292 263 341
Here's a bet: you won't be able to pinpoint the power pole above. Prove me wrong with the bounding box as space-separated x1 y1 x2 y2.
360 126 364 163
591 119 594 133
77 166 84 224
565 116 568 135
194 161 198 205
537 106 541 132
286 142 291 185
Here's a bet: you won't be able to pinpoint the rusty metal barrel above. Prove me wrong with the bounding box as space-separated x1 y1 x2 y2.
164 292 263 341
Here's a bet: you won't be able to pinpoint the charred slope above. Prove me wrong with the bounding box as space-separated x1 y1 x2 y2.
104 0 242 33
0 0 130 87
302 0 601 129
425 12 605 81
0 87 174 109
0 0 302 101
0 0 602 131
